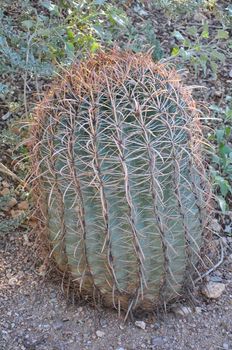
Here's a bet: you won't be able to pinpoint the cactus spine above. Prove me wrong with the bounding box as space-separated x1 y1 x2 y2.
31 51 210 315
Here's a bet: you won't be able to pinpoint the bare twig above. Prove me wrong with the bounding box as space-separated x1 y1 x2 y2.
194 237 224 283
0 161 25 185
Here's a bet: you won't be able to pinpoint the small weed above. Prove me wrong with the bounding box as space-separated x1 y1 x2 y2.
150 0 211 16
208 97 232 213
171 21 230 78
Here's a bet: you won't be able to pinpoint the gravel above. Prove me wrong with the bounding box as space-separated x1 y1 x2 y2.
1 231 232 350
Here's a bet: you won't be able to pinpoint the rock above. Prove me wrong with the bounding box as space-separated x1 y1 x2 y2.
210 275 223 283
28 217 37 228
2 180 10 188
195 307 202 314
17 200 29 210
202 282 226 299
214 90 222 97
135 320 146 330
8 277 18 286
6 198 17 209
151 322 160 330
53 320 63 330
10 209 24 218
99 318 108 328
151 336 165 347
37 263 47 276
225 224 232 235
173 305 192 317
96 330 105 338
0 187 10 196
2 111 12 120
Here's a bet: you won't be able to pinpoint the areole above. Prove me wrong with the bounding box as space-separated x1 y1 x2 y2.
30 50 211 318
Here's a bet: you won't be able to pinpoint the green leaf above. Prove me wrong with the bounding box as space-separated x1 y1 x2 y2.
41 1 59 15
186 26 198 37
171 47 180 56
94 0 106 4
228 40 232 49
225 126 231 138
193 45 201 52
90 41 100 52
219 144 232 156
66 29 75 41
0 83 9 95
211 50 225 63
209 104 223 113
199 54 208 76
226 5 232 16
225 109 232 120
201 22 209 39
173 31 185 41
21 20 35 29
210 61 218 77
214 175 231 197
183 39 191 48
65 42 74 60
216 196 228 213
212 154 220 164
216 129 225 143
108 10 127 27
216 30 229 40
180 47 192 59
92 24 105 39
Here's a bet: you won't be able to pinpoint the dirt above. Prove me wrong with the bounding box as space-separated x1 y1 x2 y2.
0 230 232 350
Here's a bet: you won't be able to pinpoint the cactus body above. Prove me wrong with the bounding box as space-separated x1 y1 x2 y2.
32 51 209 314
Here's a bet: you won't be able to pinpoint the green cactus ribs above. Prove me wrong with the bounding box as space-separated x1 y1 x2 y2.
30 50 211 316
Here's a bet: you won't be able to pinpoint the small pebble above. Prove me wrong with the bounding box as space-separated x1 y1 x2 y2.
6 198 17 209
202 282 226 299
173 306 192 317
8 277 18 286
96 330 105 338
53 321 63 330
10 209 24 218
195 307 202 314
135 320 146 330
210 276 223 283
17 200 29 211
0 187 10 196
151 336 165 347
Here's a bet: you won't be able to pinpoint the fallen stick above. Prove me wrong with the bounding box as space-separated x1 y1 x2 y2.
0 161 26 186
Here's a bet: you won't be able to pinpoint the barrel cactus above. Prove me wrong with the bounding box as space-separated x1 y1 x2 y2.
31 51 210 316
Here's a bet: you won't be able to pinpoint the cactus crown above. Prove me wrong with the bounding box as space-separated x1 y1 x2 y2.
31 51 211 316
